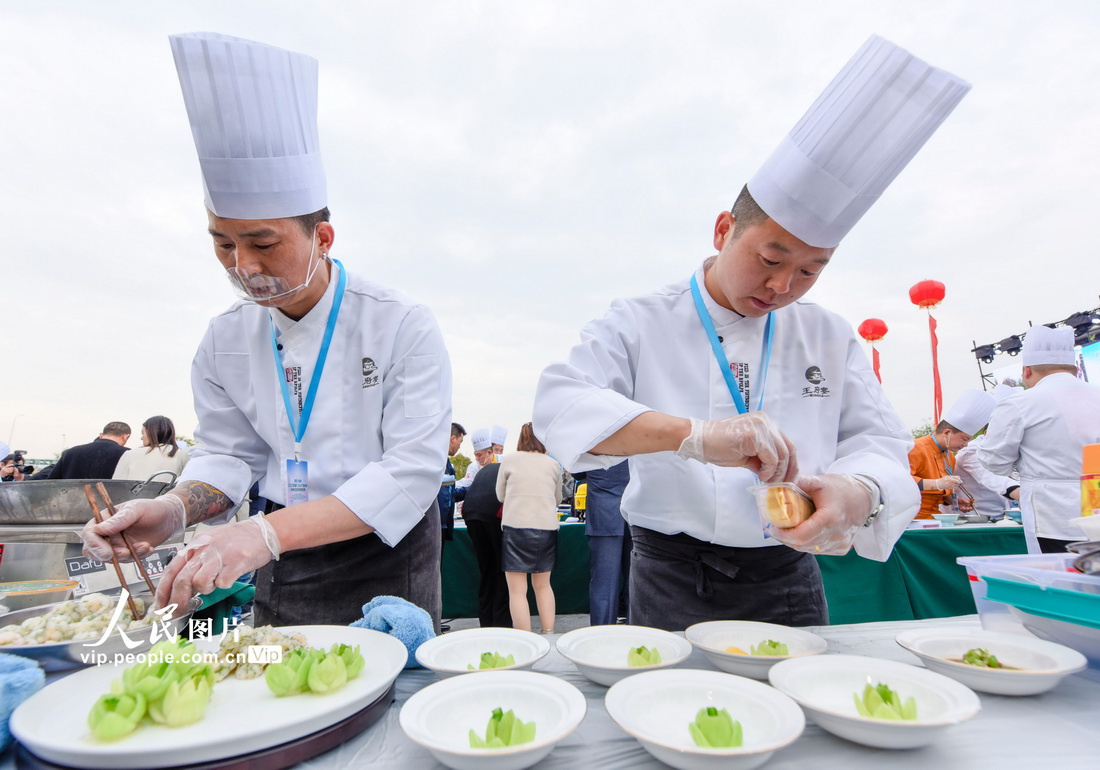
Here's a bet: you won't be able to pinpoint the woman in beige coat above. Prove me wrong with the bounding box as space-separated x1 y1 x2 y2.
112 415 190 481
496 423 562 633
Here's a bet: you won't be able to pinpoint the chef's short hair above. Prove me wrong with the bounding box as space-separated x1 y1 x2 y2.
291 207 331 236
101 421 131 437
1028 364 1078 376
730 185 769 237
451 422 467 438
935 420 962 434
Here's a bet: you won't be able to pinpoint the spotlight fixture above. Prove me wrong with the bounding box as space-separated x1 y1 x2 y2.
999 335 1023 356
972 344 997 364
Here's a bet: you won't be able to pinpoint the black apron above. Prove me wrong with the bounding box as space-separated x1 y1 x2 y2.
628 525 828 631
254 500 442 631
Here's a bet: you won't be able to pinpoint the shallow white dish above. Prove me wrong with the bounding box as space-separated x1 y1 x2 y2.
10 625 407 768
400 670 586 770
684 620 827 680
896 627 1087 695
605 668 804 770
414 627 550 677
768 653 980 749
555 624 692 686
932 513 957 526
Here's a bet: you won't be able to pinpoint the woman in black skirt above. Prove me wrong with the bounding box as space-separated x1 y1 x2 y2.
495 423 563 633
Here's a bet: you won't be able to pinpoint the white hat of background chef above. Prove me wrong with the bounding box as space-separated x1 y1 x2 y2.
747 35 971 249
1021 326 1076 366
942 389 996 436
0 441 10 460
490 425 508 446
471 429 492 451
169 32 326 220
992 382 1022 402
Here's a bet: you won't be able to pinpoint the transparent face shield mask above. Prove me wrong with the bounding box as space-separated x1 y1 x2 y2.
224 229 325 307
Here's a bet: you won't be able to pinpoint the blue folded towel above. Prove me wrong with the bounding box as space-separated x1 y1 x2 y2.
350 595 436 669
0 653 45 751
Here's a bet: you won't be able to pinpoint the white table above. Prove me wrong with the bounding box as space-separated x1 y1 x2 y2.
296 616 1097 769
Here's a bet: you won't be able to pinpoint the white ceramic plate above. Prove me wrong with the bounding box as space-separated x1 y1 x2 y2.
555 625 692 686
896 627 1087 695
400 670 586 770
684 620 827 680
415 627 550 677
10 625 407 768
605 668 804 770
768 654 980 749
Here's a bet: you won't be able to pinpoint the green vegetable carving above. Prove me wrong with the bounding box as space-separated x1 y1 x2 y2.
467 651 516 670
962 648 1002 668
468 707 537 749
149 674 213 728
265 645 364 697
88 692 147 741
749 639 789 657
688 706 743 748
853 683 918 721
627 645 663 667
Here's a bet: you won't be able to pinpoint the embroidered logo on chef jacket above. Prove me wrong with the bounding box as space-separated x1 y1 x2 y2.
802 366 831 398
728 362 751 406
284 366 304 413
361 357 380 388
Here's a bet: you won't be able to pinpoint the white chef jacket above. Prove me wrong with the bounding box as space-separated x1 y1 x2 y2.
979 372 1100 548
533 259 918 560
179 262 452 547
953 435 1017 517
455 459 484 491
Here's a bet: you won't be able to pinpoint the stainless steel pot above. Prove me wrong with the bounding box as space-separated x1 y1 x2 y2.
0 473 177 525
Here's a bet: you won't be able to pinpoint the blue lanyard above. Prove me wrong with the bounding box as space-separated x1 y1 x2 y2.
930 433 954 475
689 272 774 414
269 259 347 460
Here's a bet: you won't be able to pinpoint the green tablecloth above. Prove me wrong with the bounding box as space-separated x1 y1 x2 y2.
441 523 1028 624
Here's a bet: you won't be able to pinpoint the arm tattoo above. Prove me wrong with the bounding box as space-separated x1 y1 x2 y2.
172 481 234 524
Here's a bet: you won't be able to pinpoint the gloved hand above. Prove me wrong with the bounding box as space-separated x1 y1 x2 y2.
925 476 962 491
155 514 281 614
676 414 797 482
767 474 875 555
82 494 187 562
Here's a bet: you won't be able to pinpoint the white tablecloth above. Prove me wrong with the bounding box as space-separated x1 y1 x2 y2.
296 616 1097 769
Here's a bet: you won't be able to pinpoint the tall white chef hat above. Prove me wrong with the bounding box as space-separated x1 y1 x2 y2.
169 32 327 219
0 441 10 460
747 35 971 248
1021 326 1076 366
942 389 996 436
992 382 1022 402
471 428 493 452
490 425 508 447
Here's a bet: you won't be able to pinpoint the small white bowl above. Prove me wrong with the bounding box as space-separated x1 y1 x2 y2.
684 620 827 680
768 654 980 749
415 627 550 677
897 627 1087 695
399 670 586 770
604 668 804 770
555 624 693 686
932 513 957 526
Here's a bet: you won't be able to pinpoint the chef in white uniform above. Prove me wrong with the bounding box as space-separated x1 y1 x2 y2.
491 425 508 455
455 427 495 492
980 326 1100 553
953 384 1021 517
534 36 968 630
82 33 451 627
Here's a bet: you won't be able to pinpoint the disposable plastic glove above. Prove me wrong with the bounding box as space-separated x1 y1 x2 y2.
676 415 798 483
82 495 187 562
925 476 962 492
155 514 281 613
767 474 875 555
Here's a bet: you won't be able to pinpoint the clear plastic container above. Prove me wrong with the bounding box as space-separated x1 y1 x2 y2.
749 482 815 529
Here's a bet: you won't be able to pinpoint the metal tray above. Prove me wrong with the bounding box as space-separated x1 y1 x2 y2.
0 474 176 525
0 591 199 670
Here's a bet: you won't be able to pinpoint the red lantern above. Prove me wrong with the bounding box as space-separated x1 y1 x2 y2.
910 280 946 423
909 280 945 309
858 319 888 382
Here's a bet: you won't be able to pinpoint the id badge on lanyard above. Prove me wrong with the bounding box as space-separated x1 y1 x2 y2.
270 260 347 508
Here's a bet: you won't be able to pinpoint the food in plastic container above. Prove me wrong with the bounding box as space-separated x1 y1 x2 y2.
750 482 815 528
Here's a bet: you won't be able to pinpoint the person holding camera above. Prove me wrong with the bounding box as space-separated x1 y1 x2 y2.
1 452 30 482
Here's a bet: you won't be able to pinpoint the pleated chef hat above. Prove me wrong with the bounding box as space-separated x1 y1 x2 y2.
1022 326 1076 366
942 389 996 436
490 425 508 446
471 428 492 452
747 35 971 248
992 383 1022 402
169 32 327 219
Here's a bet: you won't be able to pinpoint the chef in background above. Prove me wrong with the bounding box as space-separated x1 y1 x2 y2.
980 326 1100 553
534 36 966 631
953 384 1021 518
82 32 451 627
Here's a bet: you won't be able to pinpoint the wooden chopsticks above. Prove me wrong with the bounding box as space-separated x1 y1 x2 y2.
83 483 158 621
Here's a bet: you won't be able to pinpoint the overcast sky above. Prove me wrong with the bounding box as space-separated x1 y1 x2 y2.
3 0 1099 460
